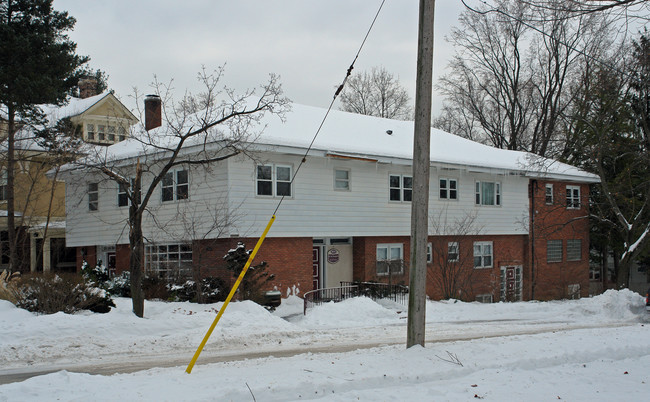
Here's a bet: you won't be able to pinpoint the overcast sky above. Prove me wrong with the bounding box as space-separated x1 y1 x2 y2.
53 1 470 116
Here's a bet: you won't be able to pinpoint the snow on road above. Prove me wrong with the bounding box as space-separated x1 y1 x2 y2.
0 290 648 401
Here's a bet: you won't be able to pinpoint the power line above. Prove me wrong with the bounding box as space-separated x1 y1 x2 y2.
273 0 387 216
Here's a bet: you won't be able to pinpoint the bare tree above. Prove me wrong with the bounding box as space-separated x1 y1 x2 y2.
436 0 613 158
427 210 482 300
65 67 289 317
339 66 412 120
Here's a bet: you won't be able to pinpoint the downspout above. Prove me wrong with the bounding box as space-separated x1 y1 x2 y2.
530 179 537 301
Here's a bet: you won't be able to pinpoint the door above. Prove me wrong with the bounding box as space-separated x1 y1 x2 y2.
500 265 522 301
312 246 321 290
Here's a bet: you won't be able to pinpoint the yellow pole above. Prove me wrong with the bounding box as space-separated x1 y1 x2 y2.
185 215 276 374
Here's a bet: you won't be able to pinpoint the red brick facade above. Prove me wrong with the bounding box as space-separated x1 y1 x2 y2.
74 178 590 302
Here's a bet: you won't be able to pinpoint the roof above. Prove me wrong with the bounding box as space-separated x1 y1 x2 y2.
68 103 600 183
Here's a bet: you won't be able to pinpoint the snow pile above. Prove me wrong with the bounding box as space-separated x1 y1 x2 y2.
1 290 648 401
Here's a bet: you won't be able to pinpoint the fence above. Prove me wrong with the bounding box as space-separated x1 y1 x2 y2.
303 281 409 314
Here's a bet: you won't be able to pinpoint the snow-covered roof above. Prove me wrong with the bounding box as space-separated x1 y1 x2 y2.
40 92 112 120
71 103 599 183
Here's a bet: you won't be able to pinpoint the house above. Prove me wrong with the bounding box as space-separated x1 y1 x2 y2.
60 102 599 302
0 90 137 273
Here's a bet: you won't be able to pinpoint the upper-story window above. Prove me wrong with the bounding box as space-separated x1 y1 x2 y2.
473 241 493 268
545 184 553 204
87 124 95 140
118 126 126 142
107 126 116 142
97 125 105 141
389 174 412 202
257 164 292 197
475 181 501 206
162 170 189 202
88 182 99 211
118 178 140 207
334 169 350 191
0 170 7 201
427 243 432 263
439 178 458 200
566 185 581 209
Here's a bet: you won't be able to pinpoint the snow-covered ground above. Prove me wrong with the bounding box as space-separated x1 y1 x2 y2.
0 289 648 401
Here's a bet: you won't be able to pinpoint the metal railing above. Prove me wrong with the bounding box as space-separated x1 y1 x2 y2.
303 282 409 314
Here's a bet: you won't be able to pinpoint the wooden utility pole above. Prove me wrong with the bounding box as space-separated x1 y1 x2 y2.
407 0 435 348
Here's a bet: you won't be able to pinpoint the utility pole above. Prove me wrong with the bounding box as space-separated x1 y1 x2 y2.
407 0 435 348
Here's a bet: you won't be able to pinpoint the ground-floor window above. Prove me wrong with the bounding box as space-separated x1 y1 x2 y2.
376 243 404 276
144 243 193 279
473 241 493 268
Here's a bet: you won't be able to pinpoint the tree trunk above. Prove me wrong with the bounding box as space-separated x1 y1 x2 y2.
129 207 145 318
6 108 18 272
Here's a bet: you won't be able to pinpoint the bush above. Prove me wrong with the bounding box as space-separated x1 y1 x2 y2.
15 273 115 314
105 271 131 297
170 277 226 304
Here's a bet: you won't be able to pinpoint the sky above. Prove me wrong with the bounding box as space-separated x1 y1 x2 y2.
0 290 648 400
53 0 470 116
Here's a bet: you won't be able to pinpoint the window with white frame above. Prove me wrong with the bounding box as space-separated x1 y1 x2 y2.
118 178 139 207
162 169 189 202
0 169 7 201
97 124 105 141
566 185 580 209
427 243 432 263
107 126 116 142
473 241 493 268
439 178 458 200
567 239 582 261
118 126 126 142
334 169 350 190
389 174 412 202
88 182 99 211
144 243 193 279
545 184 553 204
547 240 562 263
448 242 459 262
476 294 493 303
475 181 501 206
376 243 404 275
87 124 95 140
256 164 292 197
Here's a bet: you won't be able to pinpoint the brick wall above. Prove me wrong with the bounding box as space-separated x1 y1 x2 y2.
529 180 590 300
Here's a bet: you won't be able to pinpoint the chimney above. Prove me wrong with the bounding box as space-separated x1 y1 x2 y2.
78 78 98 99
144 94 162 131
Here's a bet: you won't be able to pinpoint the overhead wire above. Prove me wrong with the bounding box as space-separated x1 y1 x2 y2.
273 0 387 216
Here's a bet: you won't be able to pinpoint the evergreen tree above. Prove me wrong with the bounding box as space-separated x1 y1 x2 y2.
1 0 88 271
224 242 275 303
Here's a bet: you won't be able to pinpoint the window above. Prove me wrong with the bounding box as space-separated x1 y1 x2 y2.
475 181 501 206
162 170 189 202
589 265 601 280
547 240 562 263
567 284 580 299
144 243 193 279
0 170 7 201
545 184 553 204
473 241 493 268
566 185 580 209
97 125 105 141
88 183 99 211
448 242 459 262
476 294 493 303
107 126 116 142
87 124 95 140
376 243 404 275
118 178 139 207
439 178 458 200
389 174 412 202
334 169 350 191
567 239 582 261
256 164 292 197
118 126 126 142
427 243 432 263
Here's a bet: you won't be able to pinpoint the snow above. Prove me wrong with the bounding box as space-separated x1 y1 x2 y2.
1 290 648 401
72 103 599 183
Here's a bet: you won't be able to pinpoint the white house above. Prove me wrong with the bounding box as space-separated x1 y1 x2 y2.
60 103 599 302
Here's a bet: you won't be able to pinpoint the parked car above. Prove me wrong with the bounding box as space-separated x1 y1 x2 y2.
646 288 650 312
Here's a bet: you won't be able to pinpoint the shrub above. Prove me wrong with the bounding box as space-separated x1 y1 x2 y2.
105 271 131 297
224 242 275 303
170 277 226 304
15 273 115 314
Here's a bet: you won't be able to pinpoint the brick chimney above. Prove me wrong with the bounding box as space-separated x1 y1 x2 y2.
78 78 98 99
144 95 162 131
